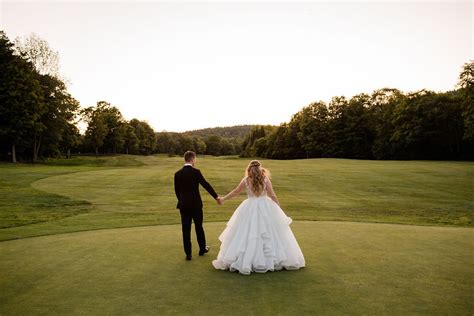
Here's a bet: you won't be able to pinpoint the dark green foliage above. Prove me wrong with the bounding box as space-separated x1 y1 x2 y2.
129 119 156 155
183 125 254 139
123 124 139 155
81 102 156 156
240 125 276 157
155 132 205 156
0 31 80 162
1 27 472 161
0 31 45 162
35 74 81 159
241 62 474 160
458 61 474 158
81 102 111 157
155 126 253 156
205 135 223 156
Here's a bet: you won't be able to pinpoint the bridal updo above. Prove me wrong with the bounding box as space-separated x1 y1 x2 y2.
245 160 270 196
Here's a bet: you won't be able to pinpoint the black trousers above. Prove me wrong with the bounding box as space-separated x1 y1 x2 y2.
179 208 206 256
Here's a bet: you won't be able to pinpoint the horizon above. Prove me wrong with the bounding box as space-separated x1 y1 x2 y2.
2 1 472 132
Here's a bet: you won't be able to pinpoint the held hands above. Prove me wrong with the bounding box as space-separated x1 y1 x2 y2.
216 196 224 205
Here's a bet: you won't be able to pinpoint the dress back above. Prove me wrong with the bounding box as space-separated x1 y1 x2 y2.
244 176 267 198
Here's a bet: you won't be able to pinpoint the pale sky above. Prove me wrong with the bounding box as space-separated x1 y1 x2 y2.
1 1 473 132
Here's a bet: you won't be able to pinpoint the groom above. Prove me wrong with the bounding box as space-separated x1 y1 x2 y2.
174 151 221 261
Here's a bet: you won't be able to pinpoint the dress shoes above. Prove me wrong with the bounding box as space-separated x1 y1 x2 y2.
199 246 210 256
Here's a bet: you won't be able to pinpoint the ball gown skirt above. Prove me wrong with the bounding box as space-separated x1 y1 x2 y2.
212 196 305 275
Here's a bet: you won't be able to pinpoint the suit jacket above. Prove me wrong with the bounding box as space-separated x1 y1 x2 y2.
174 165 218 210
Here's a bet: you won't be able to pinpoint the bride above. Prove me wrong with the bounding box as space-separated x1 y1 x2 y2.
212 160 305 275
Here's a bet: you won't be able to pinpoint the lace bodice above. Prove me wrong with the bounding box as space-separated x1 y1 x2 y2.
244 176 268 198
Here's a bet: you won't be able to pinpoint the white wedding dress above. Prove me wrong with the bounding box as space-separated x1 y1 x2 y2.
212 177 305 275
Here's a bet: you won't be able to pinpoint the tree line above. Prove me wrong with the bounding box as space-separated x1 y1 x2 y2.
1 31 80 162
1 30 472 161
241 62 473 160
0 31 249 161
79 102 243 157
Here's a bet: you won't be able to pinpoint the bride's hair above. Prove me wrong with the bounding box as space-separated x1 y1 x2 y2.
245 160 270 195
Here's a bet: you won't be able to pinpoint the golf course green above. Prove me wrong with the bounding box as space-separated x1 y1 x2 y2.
0 155 473 314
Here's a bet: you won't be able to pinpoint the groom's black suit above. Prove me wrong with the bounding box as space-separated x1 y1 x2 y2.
174 165 218 256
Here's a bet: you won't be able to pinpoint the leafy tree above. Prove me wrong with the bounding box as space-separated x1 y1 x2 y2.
264 122 304 159
177 134 194 154
0 31 45 162
240 125 274 157
205 135 222 156
183 125 254 139
129 119 156 155
35 74 80 160
457 61 474 158
390 90 463 159
192 136 207 154
60 122 80 158
82 102 108 157
369 88 405 159
1 32 79 161
295 101 330 158
99 102 126 154
343 93 374 159
220 138 235 155
13 32 60 78
327 96 349 157
124 124 139 155
156 132 175 155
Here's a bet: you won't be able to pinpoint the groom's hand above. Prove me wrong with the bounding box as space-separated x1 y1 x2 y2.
216 197 224 205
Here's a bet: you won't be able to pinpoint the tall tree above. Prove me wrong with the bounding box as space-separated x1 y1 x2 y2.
129 119 156 155
220 138 235 155
390 90 463 159
369 88 405 159
205 135 223 156
82 102 108 157
99 102 126 154
192 136 207 154
60 122 80 158
124 124 139 155
34 74 80 160
13 33 60 78
344 93 374 159
240 125 274 157
264 122 303 159
296 101 330 158
327 96 349 157
0 31 45 162
458 61 474 158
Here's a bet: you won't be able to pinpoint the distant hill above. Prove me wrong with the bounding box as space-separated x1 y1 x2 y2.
182 125 257 139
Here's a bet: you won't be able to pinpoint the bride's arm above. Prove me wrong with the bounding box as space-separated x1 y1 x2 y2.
222 178 246 202
265 178 280 206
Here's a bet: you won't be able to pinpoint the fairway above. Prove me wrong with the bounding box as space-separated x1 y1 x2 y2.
1 221 472 315
0 155 473 315
1 155 473 241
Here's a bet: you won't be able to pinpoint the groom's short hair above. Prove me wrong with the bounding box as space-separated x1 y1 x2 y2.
184 151 196 162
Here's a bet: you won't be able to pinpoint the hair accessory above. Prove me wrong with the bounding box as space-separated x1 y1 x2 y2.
251 161 261 167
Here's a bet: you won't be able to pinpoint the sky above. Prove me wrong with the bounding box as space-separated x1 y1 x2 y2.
1 0 473 132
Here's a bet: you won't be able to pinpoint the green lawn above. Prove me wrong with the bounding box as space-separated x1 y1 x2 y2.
0 155 472 241
0 155 473 315
0 222 472 315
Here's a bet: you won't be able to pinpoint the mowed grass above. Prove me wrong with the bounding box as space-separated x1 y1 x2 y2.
0 156 473 314
0 222 472 315
0 155 473 241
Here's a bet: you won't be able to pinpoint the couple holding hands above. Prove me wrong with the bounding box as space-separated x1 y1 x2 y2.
174 151 305 275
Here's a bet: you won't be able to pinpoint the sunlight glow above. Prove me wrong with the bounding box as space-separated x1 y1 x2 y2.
2 1 472 132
